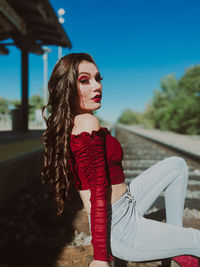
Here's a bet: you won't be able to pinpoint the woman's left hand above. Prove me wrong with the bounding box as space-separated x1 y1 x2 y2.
89 260 110 267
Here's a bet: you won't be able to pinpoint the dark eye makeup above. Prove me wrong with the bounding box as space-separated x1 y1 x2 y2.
95 73 103 82
78 73 103 84
78 75 89 84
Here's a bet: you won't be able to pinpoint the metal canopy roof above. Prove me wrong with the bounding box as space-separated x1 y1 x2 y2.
0 0 72 55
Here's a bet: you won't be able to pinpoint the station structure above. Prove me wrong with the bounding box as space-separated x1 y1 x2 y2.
0 0 72 132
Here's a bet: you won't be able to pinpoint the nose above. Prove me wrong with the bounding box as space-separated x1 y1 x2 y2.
91 78 102 91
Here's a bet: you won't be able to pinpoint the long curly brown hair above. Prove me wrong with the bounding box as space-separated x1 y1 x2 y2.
41 53 96 215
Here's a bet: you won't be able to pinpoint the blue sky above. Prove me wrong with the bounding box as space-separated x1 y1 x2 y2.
1 0 200 122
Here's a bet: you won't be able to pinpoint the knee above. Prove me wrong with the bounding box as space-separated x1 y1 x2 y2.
166 156 188 174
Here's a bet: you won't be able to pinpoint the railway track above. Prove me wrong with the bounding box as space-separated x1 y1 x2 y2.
0 126 199 267
116 127 200 224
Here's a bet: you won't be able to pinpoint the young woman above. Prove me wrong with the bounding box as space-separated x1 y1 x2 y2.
42 53 200 267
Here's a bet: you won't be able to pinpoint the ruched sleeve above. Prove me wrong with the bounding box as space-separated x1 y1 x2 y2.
70 129 110 262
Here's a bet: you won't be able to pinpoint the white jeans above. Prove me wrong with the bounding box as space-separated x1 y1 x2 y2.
89 156 200 261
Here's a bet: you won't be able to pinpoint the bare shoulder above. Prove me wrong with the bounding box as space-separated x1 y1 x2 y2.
72 113 100 135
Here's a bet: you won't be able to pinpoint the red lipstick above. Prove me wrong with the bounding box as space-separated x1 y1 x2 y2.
92 94 101 102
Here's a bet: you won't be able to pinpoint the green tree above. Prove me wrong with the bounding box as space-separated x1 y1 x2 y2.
29 94 43 109
179 65 200 95
144 65 200 134
117 109 141 125
160 74 179 99
0 97 10 114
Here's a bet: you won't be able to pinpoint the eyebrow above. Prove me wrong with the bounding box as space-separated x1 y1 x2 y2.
78 71 100 76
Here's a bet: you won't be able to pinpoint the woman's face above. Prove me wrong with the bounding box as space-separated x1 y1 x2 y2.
76 60 103 114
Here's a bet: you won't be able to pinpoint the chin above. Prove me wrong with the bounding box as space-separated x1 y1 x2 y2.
93 103 101 111
79 103 101 113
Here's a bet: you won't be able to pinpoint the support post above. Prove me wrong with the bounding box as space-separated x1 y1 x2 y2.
21 47 29 132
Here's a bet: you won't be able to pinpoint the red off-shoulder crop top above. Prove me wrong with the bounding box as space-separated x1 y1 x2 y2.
70 127 125 262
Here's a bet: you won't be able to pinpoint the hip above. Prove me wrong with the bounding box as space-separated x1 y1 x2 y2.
88 182 138 238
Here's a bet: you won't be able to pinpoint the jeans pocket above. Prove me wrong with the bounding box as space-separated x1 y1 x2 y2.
111 202 138 248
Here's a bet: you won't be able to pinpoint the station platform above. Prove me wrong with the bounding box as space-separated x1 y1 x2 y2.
0 130 44 163
0 130 44 202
